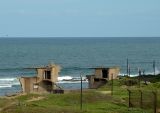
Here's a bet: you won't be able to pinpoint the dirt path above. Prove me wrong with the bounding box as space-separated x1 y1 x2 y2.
0 102 17 112
26 96 45 102
96 90 111 94
0 95 45 112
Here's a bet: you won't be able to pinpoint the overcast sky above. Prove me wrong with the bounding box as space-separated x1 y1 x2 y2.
0 0 160 37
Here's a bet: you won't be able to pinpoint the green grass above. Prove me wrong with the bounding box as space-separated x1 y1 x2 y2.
0 98 11 108
1 78 159 113
0 91 152 113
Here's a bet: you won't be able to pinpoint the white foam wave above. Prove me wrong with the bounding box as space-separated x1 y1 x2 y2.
58 76 73 81
0 76 88 88
0 84 12 88
119 73 138 77
58 76 87 81
0 78 15 81
119 70 160 77
0 78 20 88
57 76 88 84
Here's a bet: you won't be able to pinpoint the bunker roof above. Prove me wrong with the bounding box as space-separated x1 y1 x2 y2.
90 66 120 69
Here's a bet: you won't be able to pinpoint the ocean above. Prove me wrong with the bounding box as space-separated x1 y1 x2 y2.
0 37 160 96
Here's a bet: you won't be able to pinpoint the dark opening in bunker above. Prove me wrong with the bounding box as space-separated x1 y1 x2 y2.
94 78 100 82
102 69 108 78
43 81 52 92
44 70 51 79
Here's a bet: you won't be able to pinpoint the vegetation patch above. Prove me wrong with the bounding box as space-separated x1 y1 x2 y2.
1 76 160 113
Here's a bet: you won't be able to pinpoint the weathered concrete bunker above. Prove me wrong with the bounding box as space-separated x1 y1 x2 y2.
19 64 61 94
86 67 120 88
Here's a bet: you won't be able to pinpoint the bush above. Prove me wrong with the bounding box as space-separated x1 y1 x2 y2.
120 78 138 86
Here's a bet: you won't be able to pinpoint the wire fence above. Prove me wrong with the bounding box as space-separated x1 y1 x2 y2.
127 89 160 113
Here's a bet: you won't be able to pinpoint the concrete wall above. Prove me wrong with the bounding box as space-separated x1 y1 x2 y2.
94 67 120 80
51 67 57 82
37 65 60 82
20 77 53 94
51 65 60 82
20 77 37 93
86 75 95 88
87 67 120 89
19 64 61 94
37 69 44 81
19 78 25 92
108 68 120 80
95 69 103 78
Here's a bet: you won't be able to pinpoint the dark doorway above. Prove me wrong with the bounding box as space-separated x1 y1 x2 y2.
43 81 52 92
44 71 51 79
102 69 108 78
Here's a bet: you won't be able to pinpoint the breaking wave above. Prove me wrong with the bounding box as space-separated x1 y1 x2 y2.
0 76 88 88
0 78 20 88
57 76 88 84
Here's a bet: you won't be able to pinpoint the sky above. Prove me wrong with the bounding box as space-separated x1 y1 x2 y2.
0 0 160 37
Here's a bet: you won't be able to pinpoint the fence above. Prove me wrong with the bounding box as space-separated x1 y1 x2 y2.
127 89 160 113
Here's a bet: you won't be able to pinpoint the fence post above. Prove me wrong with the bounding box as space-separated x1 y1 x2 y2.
111 74 113 96
80 73 83 110
138 68 141 88
153 91 157 113
127 89 131 108
153 60 156 76
129 66 131 77
127 58 129 76
140 90 143 108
